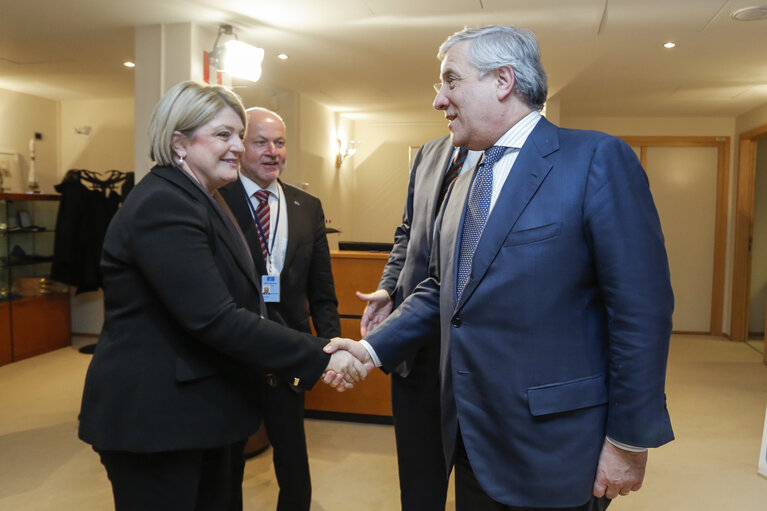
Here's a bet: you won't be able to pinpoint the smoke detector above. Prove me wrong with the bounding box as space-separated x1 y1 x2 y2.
730 6 767 21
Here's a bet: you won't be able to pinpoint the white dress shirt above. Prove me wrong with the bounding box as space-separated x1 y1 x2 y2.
239 174 289 275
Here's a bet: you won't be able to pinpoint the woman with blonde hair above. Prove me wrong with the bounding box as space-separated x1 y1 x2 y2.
78 81 365 510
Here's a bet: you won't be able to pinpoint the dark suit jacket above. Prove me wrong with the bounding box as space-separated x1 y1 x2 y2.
367 118 675 507
378 135 454 376
220 178 340 338
78 166 330 452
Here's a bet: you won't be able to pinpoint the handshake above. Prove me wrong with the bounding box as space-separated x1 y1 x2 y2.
321 338 376 392
319 288 392 392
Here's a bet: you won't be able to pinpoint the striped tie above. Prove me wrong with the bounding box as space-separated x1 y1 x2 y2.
437 147 469 211
254 190 270 260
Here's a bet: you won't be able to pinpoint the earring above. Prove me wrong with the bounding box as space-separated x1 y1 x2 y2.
178 153 185 165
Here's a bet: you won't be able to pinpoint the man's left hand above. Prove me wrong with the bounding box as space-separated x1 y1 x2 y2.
592 439 647 499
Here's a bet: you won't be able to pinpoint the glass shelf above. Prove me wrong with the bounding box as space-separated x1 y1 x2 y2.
0 193 70 366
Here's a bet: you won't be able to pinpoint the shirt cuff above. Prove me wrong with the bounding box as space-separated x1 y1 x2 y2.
606 436 647 453
359 339 382 367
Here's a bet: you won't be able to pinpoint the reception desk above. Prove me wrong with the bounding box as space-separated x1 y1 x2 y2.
304 250 393 421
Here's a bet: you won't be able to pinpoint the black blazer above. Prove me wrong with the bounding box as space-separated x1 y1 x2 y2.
220 178 341 338
78 166 330 452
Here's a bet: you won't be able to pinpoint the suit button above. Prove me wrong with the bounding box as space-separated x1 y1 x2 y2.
451 316 461 328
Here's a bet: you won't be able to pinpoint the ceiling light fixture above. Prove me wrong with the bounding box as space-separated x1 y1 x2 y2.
209 24 265 83
731 6 767 21
663 42 676 49
123 61 135 68
278 54 289 60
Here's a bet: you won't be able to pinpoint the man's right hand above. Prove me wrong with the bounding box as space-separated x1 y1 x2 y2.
355 289 393 336
322 337 376 390
322 347 369 392
592 439 647 499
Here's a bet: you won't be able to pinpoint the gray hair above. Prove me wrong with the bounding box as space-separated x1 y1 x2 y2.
148 81 247 166
438 25 548 110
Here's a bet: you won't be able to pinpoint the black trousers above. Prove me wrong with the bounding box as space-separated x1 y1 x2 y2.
97 440 247 511
261 383 311 511
454 433 611 511
391 343 448 511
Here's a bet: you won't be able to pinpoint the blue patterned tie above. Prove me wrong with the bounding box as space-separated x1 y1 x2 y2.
456 145 508 299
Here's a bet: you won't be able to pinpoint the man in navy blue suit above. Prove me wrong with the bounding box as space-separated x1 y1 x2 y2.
327 25 674 510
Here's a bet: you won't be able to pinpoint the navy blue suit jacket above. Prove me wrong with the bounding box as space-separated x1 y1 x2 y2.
366 118 674 507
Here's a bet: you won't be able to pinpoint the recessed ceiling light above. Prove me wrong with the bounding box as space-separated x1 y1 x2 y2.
663 42 676 49
731 6 767 21
123 61 135 68
277 54 288 60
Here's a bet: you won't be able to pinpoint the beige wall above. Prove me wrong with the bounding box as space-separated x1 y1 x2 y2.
294 97 353 250
736 103 767 135
749 138 767 334
346 120 448 243
644 146 719 332
60 98 134 175
0 89 60 193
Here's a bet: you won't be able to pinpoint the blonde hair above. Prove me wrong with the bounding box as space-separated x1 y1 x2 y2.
148 81 247 166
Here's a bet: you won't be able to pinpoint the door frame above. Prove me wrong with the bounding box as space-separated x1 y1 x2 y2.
621 136 730 336
731 124 767 363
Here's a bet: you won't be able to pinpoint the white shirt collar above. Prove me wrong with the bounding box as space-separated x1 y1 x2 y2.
239 173 281 198
493 110 541 150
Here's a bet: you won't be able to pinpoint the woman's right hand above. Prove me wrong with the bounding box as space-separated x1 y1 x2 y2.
322 338 374 392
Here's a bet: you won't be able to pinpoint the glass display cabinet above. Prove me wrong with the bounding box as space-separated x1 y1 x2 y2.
0 193 70 366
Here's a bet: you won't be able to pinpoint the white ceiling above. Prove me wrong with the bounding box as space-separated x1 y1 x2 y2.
1 0 766 119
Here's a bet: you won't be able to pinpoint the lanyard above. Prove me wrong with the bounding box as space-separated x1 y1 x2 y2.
244 185 281 264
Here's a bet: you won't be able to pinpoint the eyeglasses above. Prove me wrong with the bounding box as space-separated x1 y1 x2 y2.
433 76 464 94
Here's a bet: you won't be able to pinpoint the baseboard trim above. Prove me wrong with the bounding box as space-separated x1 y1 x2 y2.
305 410 393 425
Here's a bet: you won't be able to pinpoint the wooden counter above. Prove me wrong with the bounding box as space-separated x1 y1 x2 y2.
305 250 393 420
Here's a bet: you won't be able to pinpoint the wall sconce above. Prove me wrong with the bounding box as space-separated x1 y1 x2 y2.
209 24 265 83
336 138 360 168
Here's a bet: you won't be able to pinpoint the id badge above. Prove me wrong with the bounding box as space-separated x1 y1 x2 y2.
261 275 280 302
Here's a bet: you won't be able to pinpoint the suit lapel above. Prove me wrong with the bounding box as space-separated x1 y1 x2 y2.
154 167 260 290
422 137 462 253
426 138 457 223
281 181 299 272
220 179 268 275
439 166 475 312
456 119 559 308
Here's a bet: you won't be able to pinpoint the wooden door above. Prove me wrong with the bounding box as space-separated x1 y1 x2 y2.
623 137 729 335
